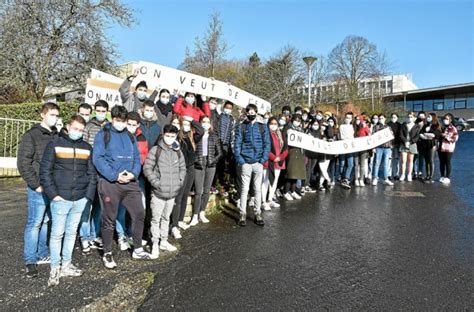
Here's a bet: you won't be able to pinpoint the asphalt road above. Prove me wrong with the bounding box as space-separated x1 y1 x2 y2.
0 133 473 310
140 132 474 311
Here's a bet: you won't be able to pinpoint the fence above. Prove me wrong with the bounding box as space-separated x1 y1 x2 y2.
0 118 37 177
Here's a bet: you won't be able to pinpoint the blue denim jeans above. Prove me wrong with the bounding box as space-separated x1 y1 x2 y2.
24 187 51 265
116 175 146 239
339 153 354 180
79 194 101 242
373 147 392 180
50 197 88 268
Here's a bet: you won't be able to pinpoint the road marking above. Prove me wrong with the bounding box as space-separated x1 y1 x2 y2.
384 191 425 198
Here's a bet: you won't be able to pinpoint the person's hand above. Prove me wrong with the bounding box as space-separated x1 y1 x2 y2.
274 156 281 162
53 195 65 201
35 186 43 193
405 142 410 148
131 68 139 78
117 171 129 184
178 90 186 97
154 85 161 91
124 171 135 182
201 95 207 102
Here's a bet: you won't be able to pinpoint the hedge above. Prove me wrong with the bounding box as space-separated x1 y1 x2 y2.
0 102 80 122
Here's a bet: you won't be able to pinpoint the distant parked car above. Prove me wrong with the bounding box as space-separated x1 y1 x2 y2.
466 119 474 131
453 117 470 131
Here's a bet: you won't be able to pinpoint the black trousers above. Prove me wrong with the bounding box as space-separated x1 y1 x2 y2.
421 146 437 179
99 179 145 253
438 151 453 178
172 166 195 228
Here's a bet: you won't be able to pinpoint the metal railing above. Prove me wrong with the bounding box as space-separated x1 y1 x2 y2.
0 117 38 177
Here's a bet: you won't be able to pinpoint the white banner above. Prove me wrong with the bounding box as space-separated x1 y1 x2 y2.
287 128 394 155
85 62 272 113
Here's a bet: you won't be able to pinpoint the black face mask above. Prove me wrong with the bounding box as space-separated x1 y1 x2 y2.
247 114 256 121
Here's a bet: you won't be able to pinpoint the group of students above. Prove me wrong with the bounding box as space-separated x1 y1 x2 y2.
18 71 459 287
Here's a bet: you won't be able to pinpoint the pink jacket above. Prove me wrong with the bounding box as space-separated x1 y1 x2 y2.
439 124 458 153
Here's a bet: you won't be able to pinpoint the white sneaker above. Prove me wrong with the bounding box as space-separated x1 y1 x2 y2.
118 237 130 251
150 243 160 259
171 227 182 239
276 189 283 198
400 174 405 182
60 263 83 277
384 179 394 186
439 177 445 183
355 179 360 187
199 211 210 223
407 175 413 182
291 192 301 200
359 179 365 186
189 215 199 226
270 201 280 208
160 240 177 252
372 178 378 186
178 221 190 231
132 248 152 260
102 252 117 269
37 256 51 265
48 267 60 287
442 177 451 185
284 192 293 201
262 202 271 211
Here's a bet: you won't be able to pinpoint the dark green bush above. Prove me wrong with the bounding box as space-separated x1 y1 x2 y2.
0 102 79 122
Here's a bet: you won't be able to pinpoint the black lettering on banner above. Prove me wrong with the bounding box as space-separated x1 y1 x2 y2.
114 94 120 103
228 89 233 97
179 76 186 84
87 90 94 99
190 78 195 87
343 142 348 149
201 81 207 89
297 135 302 143
351 140 356 148
153 69 161 78
211 83 215 91
105 94 113 102
140 66 147 75
95 93 101 101
289 133 296 142
234 91 239 100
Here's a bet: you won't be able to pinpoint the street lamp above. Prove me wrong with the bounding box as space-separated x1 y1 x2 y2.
303 56 317 108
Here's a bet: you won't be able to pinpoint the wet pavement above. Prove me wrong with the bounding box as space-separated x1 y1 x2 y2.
0 133 473 310
140 132 474 311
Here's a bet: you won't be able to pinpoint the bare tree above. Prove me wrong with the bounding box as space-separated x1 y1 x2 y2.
328 35 391 102
182 11 228 77
0 0 134 102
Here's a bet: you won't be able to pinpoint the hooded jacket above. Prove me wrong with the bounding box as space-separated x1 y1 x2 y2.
143 139 186 199
17 123 58 190
173 97 211 122
119 77 147 112
92 123 141 182
40 130 97 201
140 116 161 149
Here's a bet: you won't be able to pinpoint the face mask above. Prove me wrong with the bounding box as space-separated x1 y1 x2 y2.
185 96 195 105
419 115 426 120
68 130 83 141
391 117 398 123
302 115 308 121
172 123 180 130
183 125 191 132
372 119 379 124
328 122 335 127
96 112 106 122
137 91 147 100
144 111 154 119
127 125 137 134
247 114 256 121
202 123 211 131
379 118 386 125
316 115 323 121
344 118 351 125
209 103 217 110
164 136 175 146
223 108 232 115
269 124 278 131
426 116 433 123
113 122 127 132
443 119 450 126
408 117 415 123
279 119 286 126
80 115 90 123
283 110 290 116
264 118 269 124
160 97 170 105
293 121 301 127
47 116 58 127
355 120 361 125
312 124 319 131
296 111 302 115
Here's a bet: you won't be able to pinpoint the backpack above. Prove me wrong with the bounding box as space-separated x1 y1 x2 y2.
153 144 181 171
103 126 135 149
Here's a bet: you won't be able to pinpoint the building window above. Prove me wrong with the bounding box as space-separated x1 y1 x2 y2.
445 95 455 110
387 80 393 93
406 101 414 111
467 93 474 108
433 100 444 111
455 100 466 109
423 99 433 111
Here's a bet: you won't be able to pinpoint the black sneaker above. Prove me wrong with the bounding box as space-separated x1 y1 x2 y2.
254 213 264 226
341 180 352 190
102 252 117 269
238 214 247 227
26 264 38 278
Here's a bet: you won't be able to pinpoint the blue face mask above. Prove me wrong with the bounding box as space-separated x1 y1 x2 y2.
68 130 83 141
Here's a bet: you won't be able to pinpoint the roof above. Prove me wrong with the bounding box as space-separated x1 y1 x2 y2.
389 82 474 97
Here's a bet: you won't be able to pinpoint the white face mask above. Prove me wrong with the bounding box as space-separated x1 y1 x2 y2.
293 121 301 128
426 116 433 123
344 118 351 125
328 122 334 127
113 122 127 132
137 91 147 100
408 116 415 123
312 124 319 131
160 97 170 105
80 114 90 123
379 118 386 125
164 136 176 146
96 112 107 122
279 119 286 126
443 119 450 126
302 115 308 121
355 120 361 125
144 111 154 120
127 125 138 134
269 124 278 131
185 96 195 105
46 116 58 127
223 108 232 115
391 116 398 123
202 123 211 131
183 125 191 132
209 102 217 110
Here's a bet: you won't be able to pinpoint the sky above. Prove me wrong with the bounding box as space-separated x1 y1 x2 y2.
107 0 474 89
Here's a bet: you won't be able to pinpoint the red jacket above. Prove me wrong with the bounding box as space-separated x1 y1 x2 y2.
173 97 211 122
135 127 149 165
356 123 371 137
265 131 288 169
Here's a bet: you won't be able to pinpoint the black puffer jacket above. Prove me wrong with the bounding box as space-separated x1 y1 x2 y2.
39 130 97 201
17 123 58 189
179 120 204 168
194 131 223 170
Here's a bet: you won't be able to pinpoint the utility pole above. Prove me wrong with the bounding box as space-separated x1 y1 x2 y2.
303 56 317 108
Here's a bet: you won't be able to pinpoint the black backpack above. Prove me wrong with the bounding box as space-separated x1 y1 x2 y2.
103 126 135 149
